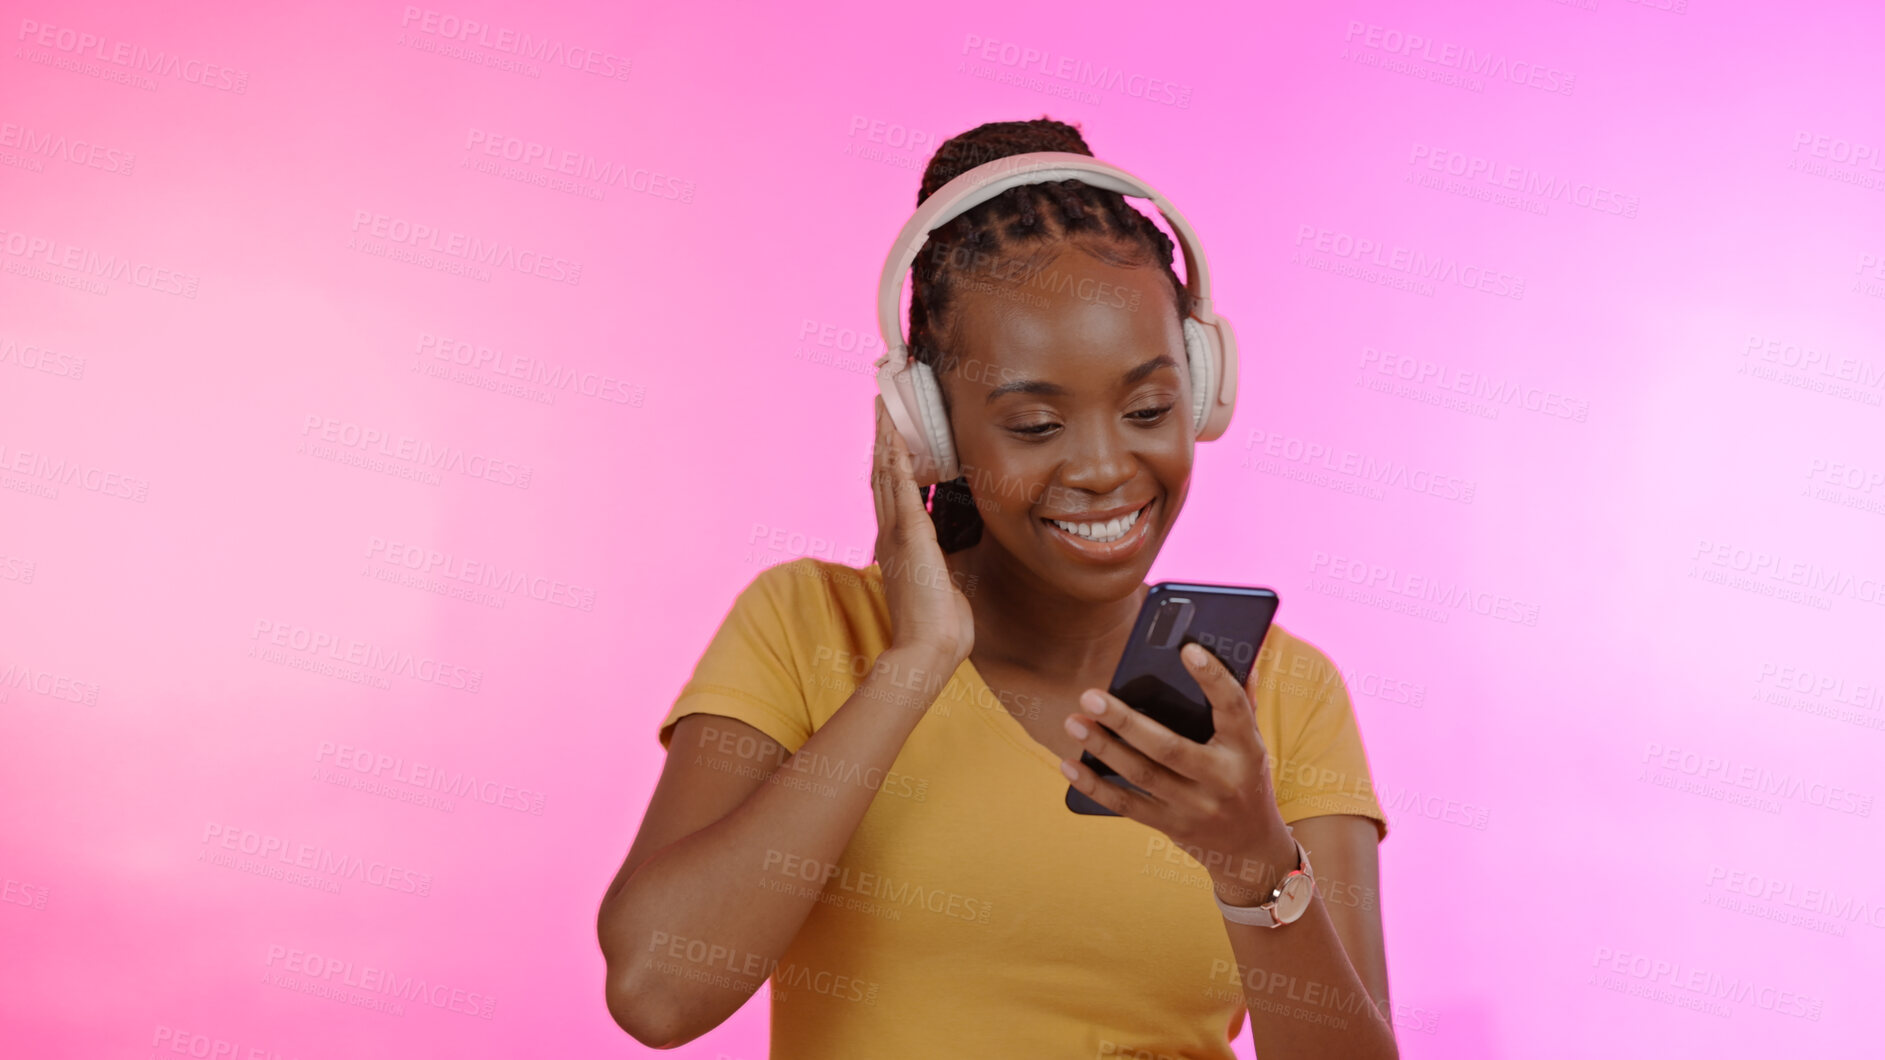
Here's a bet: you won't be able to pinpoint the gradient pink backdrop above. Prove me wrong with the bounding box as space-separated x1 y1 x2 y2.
4 0 1882 1057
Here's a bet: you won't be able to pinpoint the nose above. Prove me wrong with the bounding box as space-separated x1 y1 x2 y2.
1055 416 1137 497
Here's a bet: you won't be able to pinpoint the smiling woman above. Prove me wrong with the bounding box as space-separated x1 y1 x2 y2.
597 117 1397 1059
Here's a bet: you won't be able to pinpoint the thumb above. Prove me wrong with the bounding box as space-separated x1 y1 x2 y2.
1183 641 1262 751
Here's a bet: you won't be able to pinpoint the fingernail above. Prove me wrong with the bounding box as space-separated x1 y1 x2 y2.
1059 760 1078 781
1184 643 1206 665
1063 716 1089 740
1081 690 1106 714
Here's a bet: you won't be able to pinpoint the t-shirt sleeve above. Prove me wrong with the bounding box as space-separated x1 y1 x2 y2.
1269 636 1390 843
656 563 818 756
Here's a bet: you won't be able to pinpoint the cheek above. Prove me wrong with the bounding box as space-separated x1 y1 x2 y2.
974 471 1048 518
1150 443 1194 501
1148 432 1194 473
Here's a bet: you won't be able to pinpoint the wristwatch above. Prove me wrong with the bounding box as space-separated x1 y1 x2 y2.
1214 835 1315 928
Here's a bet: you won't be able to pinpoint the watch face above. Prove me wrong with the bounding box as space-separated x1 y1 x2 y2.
1275 873 1314 923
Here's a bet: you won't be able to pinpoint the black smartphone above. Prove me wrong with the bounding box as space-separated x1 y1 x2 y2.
1066 582 1280 816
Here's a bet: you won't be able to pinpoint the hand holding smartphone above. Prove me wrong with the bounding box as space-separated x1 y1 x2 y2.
1065 582 1279 816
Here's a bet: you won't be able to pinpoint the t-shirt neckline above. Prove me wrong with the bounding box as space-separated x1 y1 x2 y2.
857 560 1066 774
957 654 1068 773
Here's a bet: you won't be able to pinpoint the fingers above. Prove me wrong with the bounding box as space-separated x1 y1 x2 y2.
1068 689 1212 786
882 416 931 537
1182 642 1266 756
875 397 941 545
1060 752 1160 822
872 398 895 535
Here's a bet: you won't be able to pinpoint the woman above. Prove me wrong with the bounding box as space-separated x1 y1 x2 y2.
598 118 1398 1058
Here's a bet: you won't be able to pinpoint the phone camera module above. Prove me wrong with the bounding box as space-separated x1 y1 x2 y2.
1146 597 1195 649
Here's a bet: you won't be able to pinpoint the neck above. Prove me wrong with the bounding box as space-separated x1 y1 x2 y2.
947 538 1148 679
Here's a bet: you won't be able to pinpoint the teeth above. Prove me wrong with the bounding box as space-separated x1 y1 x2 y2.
1050 506 1143 543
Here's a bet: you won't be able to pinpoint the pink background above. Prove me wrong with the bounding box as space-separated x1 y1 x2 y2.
4 0 1883 1056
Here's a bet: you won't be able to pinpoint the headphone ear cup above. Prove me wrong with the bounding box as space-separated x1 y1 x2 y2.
908 360 960 483
1183 316 1216 436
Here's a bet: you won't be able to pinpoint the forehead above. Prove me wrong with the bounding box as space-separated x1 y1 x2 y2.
945 247 1184 384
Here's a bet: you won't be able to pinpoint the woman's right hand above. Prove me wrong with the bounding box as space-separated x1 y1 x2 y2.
872 395 975 667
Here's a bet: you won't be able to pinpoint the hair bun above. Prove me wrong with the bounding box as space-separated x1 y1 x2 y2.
917 117 1093 207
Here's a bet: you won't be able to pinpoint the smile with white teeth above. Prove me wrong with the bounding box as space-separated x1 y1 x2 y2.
1048 504 1146 543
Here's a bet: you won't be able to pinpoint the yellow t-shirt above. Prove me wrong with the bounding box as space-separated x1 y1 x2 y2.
657 558 1388 1058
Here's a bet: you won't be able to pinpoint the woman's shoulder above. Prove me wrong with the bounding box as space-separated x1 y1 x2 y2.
745 556 885 606
737 558 890 642
1251 620 1348 703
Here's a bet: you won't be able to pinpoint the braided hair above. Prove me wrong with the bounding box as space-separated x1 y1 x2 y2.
908 117 1194 553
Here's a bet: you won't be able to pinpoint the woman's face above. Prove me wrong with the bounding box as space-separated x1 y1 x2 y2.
937 243 1194 604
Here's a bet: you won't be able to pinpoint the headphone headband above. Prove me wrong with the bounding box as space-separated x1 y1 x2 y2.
875 151 1219 353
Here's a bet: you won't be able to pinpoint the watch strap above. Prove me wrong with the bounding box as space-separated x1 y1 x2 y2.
1213 836 1313 928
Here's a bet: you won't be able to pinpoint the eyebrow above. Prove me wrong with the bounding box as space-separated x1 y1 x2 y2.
984 354 1180 405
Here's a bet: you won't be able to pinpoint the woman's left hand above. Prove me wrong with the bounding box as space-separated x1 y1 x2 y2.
1060 641 1298 902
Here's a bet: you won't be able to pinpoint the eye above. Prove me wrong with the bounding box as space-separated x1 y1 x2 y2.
1128 403 1176 423
1007 421 1060 437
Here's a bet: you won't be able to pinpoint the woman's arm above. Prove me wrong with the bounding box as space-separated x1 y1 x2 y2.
599 399 974 1045
1218 814 1397 1059
595 645 954 1048
1290 815 1390 1017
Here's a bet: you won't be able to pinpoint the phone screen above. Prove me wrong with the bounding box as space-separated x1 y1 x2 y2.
1066 582 1279 816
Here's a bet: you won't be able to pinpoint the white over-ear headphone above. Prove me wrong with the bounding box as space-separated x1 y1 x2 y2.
873 150 1239 488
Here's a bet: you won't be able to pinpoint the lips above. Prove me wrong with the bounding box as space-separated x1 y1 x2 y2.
1044 503 1149 543
1038 499 1157 561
